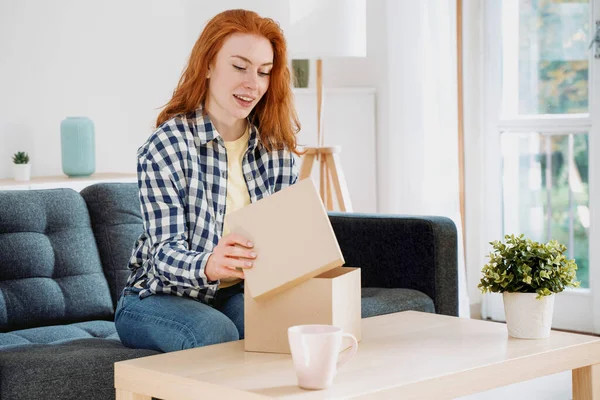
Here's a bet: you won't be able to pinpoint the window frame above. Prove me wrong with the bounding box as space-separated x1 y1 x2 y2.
480 0 600 333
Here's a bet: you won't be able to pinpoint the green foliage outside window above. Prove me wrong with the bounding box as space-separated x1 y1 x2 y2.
519 0 590 115
514 0 591 287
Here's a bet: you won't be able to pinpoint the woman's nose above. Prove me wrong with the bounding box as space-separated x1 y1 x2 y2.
244 72 258 90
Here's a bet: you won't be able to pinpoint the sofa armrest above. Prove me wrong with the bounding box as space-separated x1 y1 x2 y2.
328 212 458 316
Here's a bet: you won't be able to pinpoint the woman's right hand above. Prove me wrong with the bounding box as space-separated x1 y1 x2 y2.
205 233 257 281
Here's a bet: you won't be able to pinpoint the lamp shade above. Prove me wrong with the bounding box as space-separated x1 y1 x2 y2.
286 0 366 59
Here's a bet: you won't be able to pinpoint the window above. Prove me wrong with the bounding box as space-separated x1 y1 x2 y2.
500 0 591 288
501 132 589 287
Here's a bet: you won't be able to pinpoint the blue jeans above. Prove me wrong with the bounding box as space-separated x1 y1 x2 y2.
114 283 244 352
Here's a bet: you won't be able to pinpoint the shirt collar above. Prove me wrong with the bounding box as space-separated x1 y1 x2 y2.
193 106 261 152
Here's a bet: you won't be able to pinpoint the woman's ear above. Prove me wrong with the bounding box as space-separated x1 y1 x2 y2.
206 67 212 79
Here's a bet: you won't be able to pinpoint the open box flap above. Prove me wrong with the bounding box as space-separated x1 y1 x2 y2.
224 178 344 301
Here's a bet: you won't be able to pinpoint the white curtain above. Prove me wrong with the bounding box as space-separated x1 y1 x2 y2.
381 0 470 317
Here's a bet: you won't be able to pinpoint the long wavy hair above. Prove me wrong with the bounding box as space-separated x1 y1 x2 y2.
156 9 301 154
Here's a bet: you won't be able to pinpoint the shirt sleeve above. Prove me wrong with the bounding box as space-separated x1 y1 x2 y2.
290 153 299 185
273 150 299 192
137 156 218 291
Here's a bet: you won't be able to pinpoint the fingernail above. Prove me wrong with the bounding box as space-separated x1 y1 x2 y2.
245 261 253 267
250 252 257 258
247 241 253 247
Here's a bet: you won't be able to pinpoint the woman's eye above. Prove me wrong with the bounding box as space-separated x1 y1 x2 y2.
233 65 245 71
259 71 271 77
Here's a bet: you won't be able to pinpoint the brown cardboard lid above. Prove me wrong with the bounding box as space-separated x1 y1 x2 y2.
224 178 344 301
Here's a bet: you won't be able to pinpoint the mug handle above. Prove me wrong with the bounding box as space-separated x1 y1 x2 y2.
336 333 358 369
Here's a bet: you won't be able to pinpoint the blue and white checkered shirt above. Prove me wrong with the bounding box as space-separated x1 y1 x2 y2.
126 107 298 304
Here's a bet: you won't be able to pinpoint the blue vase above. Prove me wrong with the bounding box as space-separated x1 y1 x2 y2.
60 116 96 177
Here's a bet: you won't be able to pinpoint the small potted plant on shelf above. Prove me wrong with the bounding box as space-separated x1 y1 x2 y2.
12 151 31 181
478 234 579 339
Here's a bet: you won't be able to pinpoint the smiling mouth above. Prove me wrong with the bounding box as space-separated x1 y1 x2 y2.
234 94 255 102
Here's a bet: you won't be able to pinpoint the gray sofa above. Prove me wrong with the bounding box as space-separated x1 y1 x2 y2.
0 183 457 400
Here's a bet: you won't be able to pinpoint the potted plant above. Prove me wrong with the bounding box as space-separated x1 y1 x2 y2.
478 234 579 339
12 151 31 181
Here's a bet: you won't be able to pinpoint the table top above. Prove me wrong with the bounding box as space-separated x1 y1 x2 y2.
114 311 600 399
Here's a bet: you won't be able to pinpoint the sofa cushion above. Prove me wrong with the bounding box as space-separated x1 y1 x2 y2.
80 183 144 308
0 189 114 333
0 338 158 400
0 321 119 348
361 288 435 318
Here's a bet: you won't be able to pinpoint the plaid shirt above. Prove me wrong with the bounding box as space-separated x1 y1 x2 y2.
126 107 298 304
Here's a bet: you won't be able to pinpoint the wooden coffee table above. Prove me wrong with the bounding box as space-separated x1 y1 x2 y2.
114 311 600 399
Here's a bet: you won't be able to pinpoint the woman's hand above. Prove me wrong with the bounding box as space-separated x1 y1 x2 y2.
205 233 256 281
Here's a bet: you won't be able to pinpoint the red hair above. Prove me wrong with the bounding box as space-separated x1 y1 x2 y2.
156 9 301 154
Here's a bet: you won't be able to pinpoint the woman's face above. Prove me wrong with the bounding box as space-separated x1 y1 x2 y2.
206 33 274 122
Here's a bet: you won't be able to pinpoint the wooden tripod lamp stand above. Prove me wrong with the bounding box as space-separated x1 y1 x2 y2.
287 0 367 212
298 60 352 212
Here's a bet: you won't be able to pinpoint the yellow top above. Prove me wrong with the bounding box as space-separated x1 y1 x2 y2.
219 125 251 289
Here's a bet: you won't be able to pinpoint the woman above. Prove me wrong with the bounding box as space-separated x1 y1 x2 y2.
115 9 301 353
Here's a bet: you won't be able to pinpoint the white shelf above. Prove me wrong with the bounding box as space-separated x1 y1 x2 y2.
0 172 136 192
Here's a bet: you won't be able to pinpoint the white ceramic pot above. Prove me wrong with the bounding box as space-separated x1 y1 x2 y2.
503 292 555 339
13 164 31 181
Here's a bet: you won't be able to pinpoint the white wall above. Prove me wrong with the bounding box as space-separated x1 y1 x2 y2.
0 0 187 178
0 0 387 181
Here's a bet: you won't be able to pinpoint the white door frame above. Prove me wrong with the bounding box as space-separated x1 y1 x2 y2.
480 0 600 334
592 0 600 334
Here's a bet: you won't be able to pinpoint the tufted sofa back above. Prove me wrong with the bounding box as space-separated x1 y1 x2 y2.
80 183 144 308
0 189 114 333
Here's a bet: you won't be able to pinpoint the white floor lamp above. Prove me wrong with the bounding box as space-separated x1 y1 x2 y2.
287 0 367 212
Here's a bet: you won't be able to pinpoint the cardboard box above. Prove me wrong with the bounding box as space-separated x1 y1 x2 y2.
244 266 362 354
225 178 361 354
224 178 344 301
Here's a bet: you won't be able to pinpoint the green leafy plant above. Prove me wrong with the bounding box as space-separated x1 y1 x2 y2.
12 152 30 164
478 234 579 299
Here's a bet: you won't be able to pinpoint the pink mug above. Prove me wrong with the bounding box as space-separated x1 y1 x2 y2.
288 324 359 390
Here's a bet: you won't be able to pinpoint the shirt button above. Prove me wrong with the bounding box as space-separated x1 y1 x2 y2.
221 171 227 178
245 173 252 181
218 208 224 215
